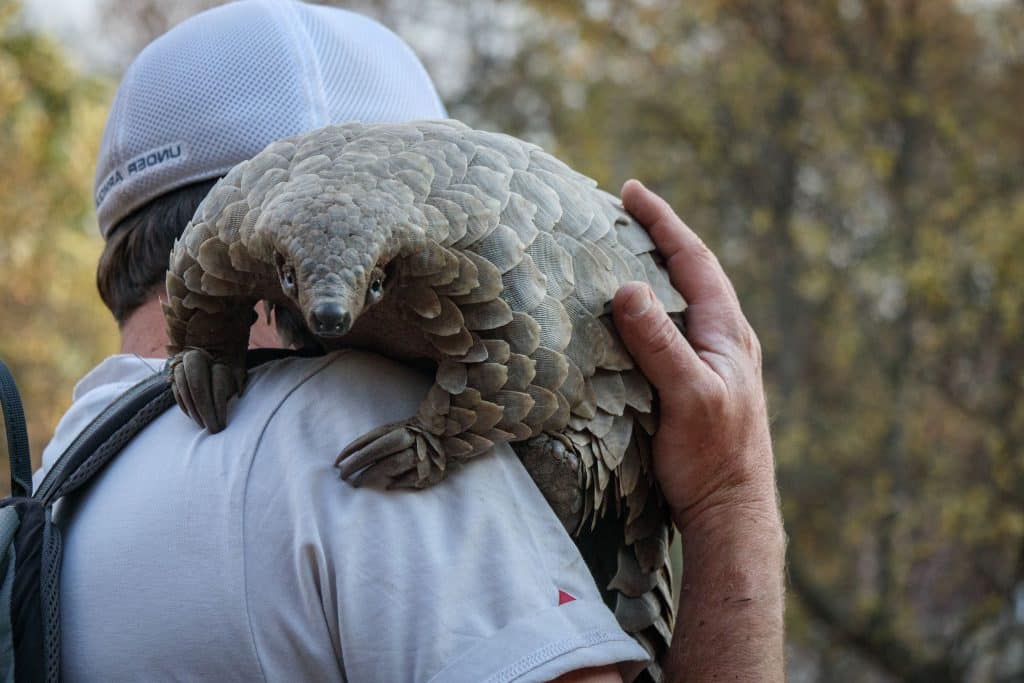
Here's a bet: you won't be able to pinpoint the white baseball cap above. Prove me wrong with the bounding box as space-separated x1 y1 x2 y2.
93 0 447 237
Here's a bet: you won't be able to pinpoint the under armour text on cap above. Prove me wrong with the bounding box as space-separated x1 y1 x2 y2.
93 0 447 238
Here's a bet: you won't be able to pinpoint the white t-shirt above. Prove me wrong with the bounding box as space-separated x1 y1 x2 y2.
37 351 647 682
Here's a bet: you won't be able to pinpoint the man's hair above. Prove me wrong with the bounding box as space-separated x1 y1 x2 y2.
96 179 218 324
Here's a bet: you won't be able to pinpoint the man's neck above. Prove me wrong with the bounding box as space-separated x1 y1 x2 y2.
120 297 171 357
119 296 281 357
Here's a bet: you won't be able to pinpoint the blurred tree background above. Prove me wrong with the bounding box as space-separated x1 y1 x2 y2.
0 0 117 472
1 0 1022 679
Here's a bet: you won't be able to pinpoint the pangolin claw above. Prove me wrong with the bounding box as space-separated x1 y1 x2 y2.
335 420 446 489
168 349 243 433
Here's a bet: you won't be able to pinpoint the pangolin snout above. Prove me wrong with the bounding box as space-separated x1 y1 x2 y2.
311 303 351 337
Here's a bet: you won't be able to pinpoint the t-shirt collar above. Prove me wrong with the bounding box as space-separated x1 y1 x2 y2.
73 354 166 401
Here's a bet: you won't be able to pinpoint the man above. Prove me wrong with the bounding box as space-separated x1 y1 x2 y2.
39 1 784 680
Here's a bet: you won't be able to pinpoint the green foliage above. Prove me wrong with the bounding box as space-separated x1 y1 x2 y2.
439 0 1024 679
0 1 117 479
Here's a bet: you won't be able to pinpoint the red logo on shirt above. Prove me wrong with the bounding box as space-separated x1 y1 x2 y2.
558 589 576 605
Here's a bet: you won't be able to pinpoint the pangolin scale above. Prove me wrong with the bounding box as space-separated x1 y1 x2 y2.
164 120 685 679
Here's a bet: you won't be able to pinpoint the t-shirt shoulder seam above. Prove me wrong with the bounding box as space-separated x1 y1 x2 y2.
238 350 351 682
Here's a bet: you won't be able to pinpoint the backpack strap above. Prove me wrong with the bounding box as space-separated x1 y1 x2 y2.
33 372 171 505
39 374 173 505
0 359 32 499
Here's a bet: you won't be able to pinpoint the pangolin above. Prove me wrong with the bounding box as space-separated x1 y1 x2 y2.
164 120 685 679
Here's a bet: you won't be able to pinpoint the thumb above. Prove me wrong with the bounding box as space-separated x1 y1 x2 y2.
612 282 705 397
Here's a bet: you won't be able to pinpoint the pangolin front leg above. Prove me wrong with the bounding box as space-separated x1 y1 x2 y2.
335 383 501 489
336 336 538 488
334 369 513 489
164 267 257 433
333 419 438 488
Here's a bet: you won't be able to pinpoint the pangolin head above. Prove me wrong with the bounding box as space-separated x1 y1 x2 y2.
262 184 415 338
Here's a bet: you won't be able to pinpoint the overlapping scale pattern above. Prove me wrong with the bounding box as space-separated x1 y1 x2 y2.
165 120 686 680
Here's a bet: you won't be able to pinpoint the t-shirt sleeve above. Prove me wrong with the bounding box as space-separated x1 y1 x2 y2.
244 352 650 682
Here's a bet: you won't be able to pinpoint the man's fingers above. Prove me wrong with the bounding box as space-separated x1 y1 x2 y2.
612 282 708 400
621 179 746 347
621 179 697 259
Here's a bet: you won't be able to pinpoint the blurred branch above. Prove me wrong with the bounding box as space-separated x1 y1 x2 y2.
789 556 962 681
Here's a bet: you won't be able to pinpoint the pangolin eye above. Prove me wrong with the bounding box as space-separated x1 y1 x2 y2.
280 265 297 294
366 267 386 303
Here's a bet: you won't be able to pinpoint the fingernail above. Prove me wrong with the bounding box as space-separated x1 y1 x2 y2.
621 178 644 194
623 283 653 317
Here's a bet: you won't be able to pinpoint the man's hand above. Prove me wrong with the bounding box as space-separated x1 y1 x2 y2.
612 180 785 681
612 180 775 530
